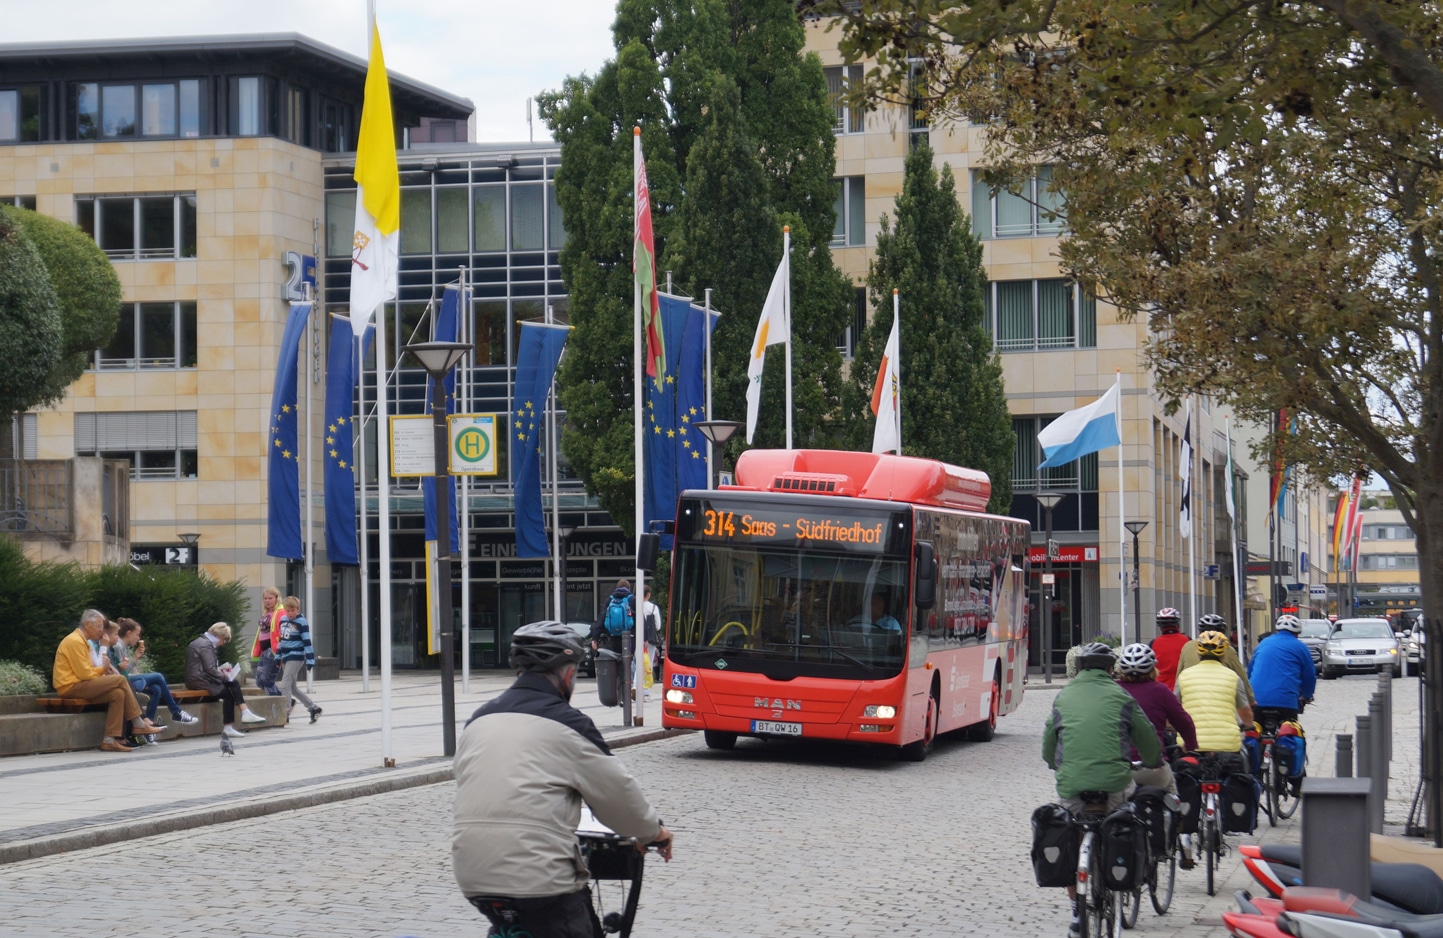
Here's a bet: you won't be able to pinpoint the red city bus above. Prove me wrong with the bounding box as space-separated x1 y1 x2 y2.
661 449 1030 761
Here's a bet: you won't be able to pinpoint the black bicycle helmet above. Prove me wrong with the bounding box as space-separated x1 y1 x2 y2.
509 620 587 673
1076 641 1117 672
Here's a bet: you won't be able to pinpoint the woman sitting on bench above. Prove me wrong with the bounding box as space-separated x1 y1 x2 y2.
184 623 266 739
110 618 199 737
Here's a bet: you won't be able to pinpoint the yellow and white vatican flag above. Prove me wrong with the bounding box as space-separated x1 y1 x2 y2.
744 229 791 445
871 291 901 454
348 23 399 333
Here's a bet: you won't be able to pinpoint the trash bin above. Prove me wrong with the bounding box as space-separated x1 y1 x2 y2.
595 648 621 708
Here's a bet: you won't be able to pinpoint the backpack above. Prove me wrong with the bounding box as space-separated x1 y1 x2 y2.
1100 803 1148 891
1030 803 1079 887
604 595 634 635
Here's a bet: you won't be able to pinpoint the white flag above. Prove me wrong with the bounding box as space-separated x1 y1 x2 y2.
348 24 400 333
1179 400 1193 539
871 304 900 454
1225 419 1236 521
744 251 790 444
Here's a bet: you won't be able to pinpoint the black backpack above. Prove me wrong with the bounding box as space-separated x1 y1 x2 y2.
1100 803 1148 892
1030 803 1079 887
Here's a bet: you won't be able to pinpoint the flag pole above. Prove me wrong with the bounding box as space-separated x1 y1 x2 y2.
548 302 562 620
356 328 370 692
783 225 793 450
377 296 394 765
1227 415 1247 667
631 126 644 730
1116 370 1127 644
704 288 713 486
893 289 902 452
303 286 315 697
459 266 471 694
1186 397 1197 634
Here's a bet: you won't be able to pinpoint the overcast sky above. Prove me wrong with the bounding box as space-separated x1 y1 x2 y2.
1 0 618 142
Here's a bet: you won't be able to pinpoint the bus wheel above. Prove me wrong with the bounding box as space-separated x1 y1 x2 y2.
899 693 937 762
965 670 1000 742
703 730 737 751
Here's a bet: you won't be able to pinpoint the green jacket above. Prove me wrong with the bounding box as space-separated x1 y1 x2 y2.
1043 670 1162 799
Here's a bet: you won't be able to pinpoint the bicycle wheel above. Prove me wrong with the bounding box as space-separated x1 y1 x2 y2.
1273 760 1301 820
1120 882 1141 929
1204 816 1217 896
1148 840 1176 914
1088 887 1112 938
1262 752 1279 827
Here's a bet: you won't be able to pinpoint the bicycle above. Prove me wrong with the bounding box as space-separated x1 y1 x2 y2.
1254 706 1303 826
1183 751 1247 896
1073 790 1123 938
1122 784 1179 922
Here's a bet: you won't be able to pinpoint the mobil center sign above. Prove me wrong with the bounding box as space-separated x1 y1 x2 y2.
390 414 499 477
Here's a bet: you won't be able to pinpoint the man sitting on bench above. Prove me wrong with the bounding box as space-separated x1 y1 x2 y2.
52 609 168 753
185 622 267 738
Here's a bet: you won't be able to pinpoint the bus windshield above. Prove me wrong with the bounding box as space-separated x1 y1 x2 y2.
669 543 910 680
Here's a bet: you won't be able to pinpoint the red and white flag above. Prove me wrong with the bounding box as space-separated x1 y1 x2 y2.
871 295 901 454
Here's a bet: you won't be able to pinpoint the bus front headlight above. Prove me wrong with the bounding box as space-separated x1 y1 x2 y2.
665 689 693 704
863 705 896 719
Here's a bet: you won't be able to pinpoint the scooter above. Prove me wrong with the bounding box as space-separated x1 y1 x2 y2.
1225 887 1443 938
1237 844 1443 914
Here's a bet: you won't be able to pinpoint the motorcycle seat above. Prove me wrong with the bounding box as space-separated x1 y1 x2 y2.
1267 851 1443 916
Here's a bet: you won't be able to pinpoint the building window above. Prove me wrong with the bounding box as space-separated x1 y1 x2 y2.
75 411 198 481
1012 416 1099 493
971 167 1064 239
319 97 353 152
72 81 203 140
824 65 864 135
983 279 1096 350
179 80 202 137
836 286 867 359
141 84 176 136
97 302 197 370
1359 554 1419 571
325 191 357 257
907 60 929 138
236 77 261 136
101 84 136 137
76 194 197 260
831 177 865 247
511 183 545 251
474 185 506 252
400 188 433 255
0 86 42 142
285 86 308 145
1363 524 1413 541
2 195 37 210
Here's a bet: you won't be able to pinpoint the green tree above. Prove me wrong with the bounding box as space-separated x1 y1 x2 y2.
0 213 63 431
848 139 1014 512
541 0 851 534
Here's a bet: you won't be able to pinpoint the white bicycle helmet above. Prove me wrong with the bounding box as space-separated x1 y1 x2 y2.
1274 614 1302 634
1156 608 1182 632
1076 641 1117 672
1116 643 1158 675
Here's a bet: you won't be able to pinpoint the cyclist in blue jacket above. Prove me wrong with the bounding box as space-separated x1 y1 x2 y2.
1247 614 1317 719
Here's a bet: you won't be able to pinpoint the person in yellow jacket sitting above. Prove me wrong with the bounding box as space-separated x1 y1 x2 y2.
1175 630 1253 755
52 609 168 752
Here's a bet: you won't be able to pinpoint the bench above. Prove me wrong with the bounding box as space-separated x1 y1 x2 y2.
7 692 290 756
38 688 229 714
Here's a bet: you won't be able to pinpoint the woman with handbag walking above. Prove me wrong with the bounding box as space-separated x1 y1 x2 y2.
277 596 322 724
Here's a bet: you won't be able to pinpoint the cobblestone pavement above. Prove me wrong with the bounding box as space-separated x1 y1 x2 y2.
2 669 1418 938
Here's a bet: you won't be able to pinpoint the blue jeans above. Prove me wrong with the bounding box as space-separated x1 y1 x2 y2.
128 672 181 722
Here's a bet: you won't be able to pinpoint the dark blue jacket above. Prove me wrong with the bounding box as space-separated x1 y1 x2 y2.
1247 630 1316 709
276 613 315 666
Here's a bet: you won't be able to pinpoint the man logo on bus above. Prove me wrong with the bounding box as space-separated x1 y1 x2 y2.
755 698 802 711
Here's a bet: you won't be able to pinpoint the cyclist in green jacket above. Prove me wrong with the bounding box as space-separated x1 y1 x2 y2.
1044 642 1163 938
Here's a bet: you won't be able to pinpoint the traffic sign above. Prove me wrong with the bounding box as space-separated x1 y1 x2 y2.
1041 573 1056 585
1309 585 1328 597
1047 539 1060 561
449 414 498 476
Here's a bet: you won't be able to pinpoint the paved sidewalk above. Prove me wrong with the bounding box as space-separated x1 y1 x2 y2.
0 669 679 864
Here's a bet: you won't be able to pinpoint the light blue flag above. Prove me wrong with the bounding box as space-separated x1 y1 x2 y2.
1037 379 1122 469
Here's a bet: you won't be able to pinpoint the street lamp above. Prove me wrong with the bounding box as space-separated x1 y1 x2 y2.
1124 520 1149 646
1035 492 1066 684
177 532 200 565
557 525 575 621
695 420 742 488
403 339 471 757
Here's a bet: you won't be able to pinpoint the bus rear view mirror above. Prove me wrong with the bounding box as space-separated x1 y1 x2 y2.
914 541 937 610
637 532 660 573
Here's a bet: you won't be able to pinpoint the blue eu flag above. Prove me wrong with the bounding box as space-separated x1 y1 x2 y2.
266 302 312 560
423 284 464 548
323 314 371 566
645 294 716 545
512 322 569 558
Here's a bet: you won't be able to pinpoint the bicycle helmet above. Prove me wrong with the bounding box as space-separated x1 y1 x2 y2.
1274 614 1302 634
1198 613 1228 630
1116 643 1158 675
1195 630 1229 659
508 620 587 673
1156 608 1182 632
1076 641 1117 672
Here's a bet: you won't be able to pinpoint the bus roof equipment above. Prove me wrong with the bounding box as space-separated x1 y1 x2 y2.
731 449 992 513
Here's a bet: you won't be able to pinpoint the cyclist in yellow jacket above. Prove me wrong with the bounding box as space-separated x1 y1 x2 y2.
1175 630 1253 756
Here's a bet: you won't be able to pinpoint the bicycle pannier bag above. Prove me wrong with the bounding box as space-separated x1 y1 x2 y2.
1243 724 1262 776
1222 772 1261 833
1276 722 1307 779
1030 803 1078 887
1131 786 1171 855
1173 766 1202 834
1100 804 1148 892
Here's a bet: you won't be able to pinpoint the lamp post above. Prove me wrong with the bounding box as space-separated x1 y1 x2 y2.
1124 520 1149 646
695 421 743 488
1035 493 1066 683
177 531 200 566
403 339 471 757
557 525 575 621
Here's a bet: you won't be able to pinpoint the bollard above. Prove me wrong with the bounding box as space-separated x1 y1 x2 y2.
1357 714 1379 834
1336 734 1354 777
1301 778 1373 899
1369 695 1388 830
1377 672 1392 763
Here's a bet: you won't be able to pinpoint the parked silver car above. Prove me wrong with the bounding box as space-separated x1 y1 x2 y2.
1320 617 1400 679
1298 619 1331 673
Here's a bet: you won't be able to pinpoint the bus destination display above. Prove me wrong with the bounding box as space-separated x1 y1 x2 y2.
680 500 903 553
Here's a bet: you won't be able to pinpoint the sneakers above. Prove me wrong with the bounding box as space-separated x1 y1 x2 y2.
240 709 266 724
173 710 199 724
309 706 322 724
222 725 246 738
1068 899 1082 938
144 734 159 746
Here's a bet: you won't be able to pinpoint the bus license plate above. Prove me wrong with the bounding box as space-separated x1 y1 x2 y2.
751 720 802 736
